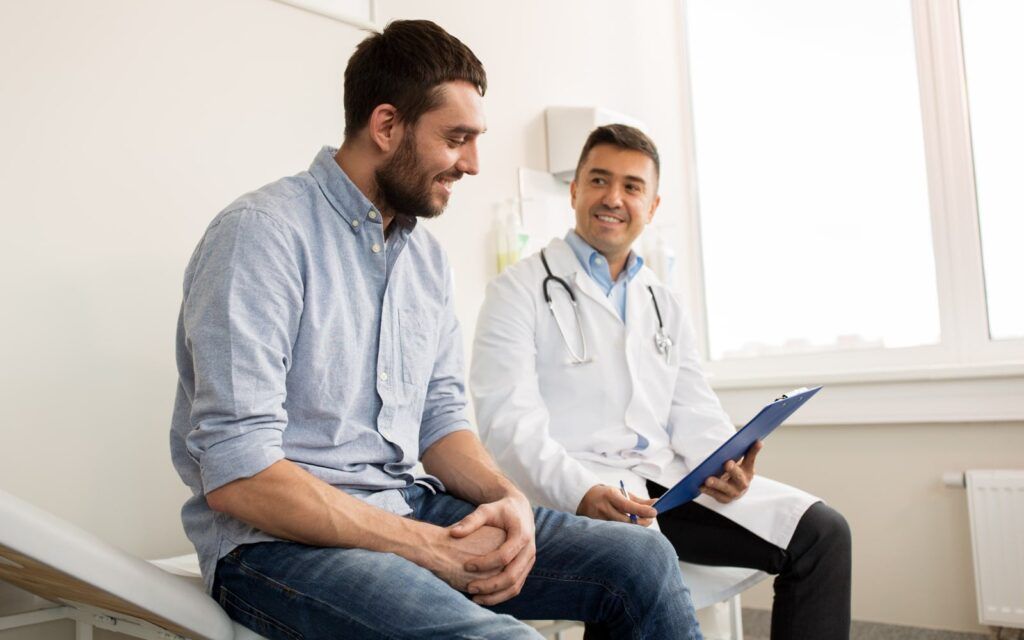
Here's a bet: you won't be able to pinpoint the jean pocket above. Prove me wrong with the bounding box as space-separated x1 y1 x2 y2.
218 585 304 640
398 308 436 385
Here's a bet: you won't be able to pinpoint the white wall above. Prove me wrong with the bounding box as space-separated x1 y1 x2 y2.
0 1 1017 638
0 0 362 561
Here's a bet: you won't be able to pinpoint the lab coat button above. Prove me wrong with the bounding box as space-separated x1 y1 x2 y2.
379 371 388 382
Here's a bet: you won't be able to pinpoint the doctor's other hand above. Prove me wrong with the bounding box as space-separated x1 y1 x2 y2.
576 485 658 526
701 439 763 504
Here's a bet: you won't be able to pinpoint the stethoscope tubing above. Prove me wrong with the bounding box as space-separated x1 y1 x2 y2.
540 249 667 365
541 249 590 364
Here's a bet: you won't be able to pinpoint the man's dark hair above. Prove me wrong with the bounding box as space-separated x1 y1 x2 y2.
574 124 660 183
343 20 487 137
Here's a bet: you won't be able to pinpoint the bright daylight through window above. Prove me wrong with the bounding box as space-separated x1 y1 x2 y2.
959 0 1024 341
685 1 941 361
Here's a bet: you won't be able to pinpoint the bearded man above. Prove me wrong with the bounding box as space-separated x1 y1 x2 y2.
169 19 702 640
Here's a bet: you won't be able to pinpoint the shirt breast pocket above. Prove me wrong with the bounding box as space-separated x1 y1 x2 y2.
399 307 437 386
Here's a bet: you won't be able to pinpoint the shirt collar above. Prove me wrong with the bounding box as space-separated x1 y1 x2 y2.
308 146 418 235
564 229 644 286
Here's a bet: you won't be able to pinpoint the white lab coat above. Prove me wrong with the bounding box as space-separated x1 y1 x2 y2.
471 237 819 552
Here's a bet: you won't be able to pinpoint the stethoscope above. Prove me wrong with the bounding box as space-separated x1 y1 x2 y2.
540 249 674 365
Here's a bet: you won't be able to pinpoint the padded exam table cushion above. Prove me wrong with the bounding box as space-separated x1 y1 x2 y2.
0 488 243 640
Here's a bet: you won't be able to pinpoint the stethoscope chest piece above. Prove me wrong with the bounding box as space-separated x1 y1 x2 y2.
654 328 673 363
646 285 672 363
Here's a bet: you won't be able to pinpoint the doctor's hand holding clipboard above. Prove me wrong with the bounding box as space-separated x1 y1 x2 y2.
698 439 763 504
652 386 823 514
575 386 821 524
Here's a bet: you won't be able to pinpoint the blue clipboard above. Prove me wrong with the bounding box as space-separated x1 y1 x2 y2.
652 386 823 514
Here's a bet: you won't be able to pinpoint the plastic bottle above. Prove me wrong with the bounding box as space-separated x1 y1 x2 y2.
495 200 528 272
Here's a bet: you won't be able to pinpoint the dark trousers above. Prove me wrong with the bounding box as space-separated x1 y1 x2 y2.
586 483 852 640
653 480 851 640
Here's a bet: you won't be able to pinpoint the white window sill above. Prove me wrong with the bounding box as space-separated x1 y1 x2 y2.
709 362 1024 426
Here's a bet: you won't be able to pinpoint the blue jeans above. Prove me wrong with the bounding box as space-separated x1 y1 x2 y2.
213 485 701 639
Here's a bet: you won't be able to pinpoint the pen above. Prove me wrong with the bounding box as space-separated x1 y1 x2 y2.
619 480 638 524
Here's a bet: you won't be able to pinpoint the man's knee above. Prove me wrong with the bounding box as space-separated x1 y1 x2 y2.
612 525 683 590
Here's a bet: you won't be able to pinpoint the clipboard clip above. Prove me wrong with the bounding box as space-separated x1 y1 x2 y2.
774 386 810 402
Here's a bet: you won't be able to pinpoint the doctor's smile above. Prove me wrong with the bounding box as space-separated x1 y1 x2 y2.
592 207 627 225
569 143 661 273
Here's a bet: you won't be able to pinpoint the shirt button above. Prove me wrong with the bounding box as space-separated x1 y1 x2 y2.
351 219 360 228
368 210 378 220
379 371 388 381
371 243 382 253
594 256 604 264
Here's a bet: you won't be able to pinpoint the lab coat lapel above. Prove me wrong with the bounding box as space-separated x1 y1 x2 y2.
542 238 621 324
570 272 622 324
624 274 649 333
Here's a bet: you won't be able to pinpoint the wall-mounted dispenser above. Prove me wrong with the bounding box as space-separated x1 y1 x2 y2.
544 106 648 182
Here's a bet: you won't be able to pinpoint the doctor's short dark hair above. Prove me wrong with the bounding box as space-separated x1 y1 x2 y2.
574 124 661 183
343 19 487 137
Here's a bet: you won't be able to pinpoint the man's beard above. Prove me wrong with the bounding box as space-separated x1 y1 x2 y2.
375 131 450 219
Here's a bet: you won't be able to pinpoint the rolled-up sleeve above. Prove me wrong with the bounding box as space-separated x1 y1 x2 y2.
419 265 472 453
182 209 303 494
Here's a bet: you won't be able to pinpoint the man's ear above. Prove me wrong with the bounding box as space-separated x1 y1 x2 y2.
367 104 401 153
646 194 661 223
570 180 578 209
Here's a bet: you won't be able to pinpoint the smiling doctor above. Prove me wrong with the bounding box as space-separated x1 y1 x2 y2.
472 124 851 640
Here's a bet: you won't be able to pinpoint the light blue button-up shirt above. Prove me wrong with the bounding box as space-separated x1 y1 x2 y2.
170 147 471 590
564 230 644 322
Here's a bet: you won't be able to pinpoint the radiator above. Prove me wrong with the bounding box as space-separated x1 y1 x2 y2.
965 470 1024 628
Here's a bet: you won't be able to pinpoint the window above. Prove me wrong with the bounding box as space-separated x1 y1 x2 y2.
959 0 1024 341
685 0 940 361
678 0 1024 422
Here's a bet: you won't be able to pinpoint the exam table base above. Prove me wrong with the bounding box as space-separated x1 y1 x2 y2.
1 601 186 640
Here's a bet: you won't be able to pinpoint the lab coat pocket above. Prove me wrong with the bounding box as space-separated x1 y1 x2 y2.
398 308 436 385
639 333 680 407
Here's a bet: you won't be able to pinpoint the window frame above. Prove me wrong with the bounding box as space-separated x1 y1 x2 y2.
676 0 1024 424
